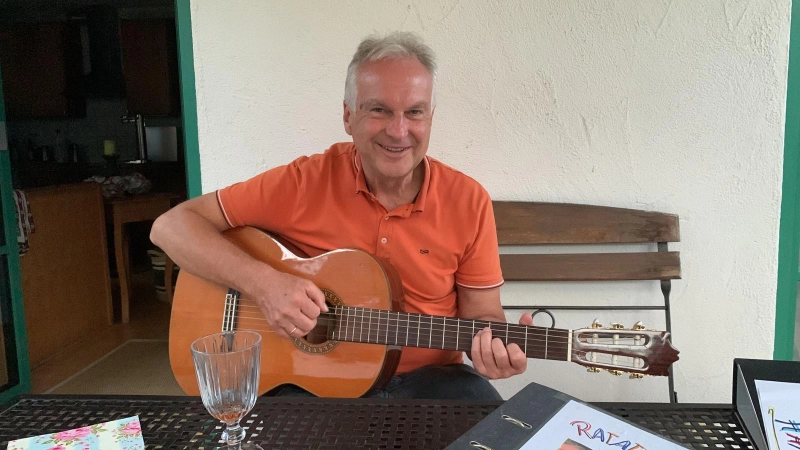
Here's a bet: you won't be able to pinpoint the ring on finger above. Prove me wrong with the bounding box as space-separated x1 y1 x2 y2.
290 326 298 335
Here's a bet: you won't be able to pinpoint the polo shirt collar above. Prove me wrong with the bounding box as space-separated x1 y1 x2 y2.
353 151 430 212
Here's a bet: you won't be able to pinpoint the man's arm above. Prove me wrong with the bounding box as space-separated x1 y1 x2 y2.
150 193 327 337
457 286 532 379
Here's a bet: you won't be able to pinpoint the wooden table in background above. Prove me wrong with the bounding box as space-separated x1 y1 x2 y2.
105 193 179 323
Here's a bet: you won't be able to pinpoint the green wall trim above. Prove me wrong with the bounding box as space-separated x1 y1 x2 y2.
0 383 28 407
176 0 202 198
0 61 32 396
775 0 800 361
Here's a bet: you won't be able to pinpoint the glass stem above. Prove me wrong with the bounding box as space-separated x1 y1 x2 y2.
222 421 245 448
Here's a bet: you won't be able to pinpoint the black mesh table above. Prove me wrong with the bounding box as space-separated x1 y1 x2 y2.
0 396 754 449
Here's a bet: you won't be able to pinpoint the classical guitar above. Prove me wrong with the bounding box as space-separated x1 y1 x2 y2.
169 226 680 398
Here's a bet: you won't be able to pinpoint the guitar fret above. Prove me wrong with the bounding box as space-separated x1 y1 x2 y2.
332 306 337 340
405 313 409 346
374 309 379 343
346 306 352 341
524 325 528 356
374 309 378 344
347 306 352 341
336 306 341 340
367 309 378 343
394 311 399 346
456 319 460 351
385 310 389 345
223 292 229 331
343 306 347 341
339 306 344 341
359 308 364 343
429 316 433 348
416 315 420 347
441 317 446 349
545 327 549 359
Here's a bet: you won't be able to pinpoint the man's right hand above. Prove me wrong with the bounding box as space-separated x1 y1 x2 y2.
150 192 329 340
253 269 328 338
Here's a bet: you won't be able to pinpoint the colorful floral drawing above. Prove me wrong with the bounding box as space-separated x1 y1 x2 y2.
7 416 144 450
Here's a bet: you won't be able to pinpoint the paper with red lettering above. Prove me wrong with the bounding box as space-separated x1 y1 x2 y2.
756 379 800 450
519 400 688 450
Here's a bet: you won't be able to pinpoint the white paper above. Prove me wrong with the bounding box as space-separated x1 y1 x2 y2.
519 400 688 450
755 379 800 450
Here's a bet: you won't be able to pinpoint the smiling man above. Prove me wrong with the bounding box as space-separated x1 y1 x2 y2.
151 32 532 400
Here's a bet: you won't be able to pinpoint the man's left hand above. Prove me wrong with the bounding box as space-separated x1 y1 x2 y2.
470 313 533 379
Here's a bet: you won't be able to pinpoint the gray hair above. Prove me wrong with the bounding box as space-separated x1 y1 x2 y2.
344 31 437 110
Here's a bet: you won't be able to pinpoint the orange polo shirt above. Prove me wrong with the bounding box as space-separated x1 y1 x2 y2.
217 142 504 373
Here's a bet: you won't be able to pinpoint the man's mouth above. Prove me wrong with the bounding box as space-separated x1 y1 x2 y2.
379 144 410 153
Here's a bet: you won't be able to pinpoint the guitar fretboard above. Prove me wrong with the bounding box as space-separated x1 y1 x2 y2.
327 306 571 361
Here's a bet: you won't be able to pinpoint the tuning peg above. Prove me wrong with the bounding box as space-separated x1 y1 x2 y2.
632 321 646 331
608 370 623 376
587 367 602 373
590 319 603 329
611 323 623 330
629 373 644 379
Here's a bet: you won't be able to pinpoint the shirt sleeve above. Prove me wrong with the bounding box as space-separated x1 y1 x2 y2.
454 188 504 289
216 157 308 233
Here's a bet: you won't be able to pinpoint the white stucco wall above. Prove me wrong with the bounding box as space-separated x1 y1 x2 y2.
190 0 790 403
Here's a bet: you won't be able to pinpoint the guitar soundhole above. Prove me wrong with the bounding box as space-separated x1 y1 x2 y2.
292 288 342 354
305 321 330 345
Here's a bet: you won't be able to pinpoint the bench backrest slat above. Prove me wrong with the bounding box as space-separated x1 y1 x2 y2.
493 201 681 282
493 201 680 245
500 252 681 282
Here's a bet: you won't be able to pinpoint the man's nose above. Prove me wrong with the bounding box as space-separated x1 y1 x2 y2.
385 114 409 139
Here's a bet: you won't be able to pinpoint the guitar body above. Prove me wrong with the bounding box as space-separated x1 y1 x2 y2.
169 227 405 398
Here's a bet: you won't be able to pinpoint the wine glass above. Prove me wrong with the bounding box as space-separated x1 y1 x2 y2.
191 330 263 449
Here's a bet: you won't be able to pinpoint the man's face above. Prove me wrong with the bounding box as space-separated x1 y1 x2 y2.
343 57 434 183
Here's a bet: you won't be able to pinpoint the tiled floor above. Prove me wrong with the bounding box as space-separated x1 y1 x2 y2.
30 271 171 393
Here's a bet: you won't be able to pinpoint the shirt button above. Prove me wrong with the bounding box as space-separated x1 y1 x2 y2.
381 237 387 244
385 216 389 220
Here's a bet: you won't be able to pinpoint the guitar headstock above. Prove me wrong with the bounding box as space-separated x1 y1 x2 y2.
571 320 679 378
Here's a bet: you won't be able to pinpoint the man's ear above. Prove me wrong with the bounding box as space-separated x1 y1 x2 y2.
343 101 353 136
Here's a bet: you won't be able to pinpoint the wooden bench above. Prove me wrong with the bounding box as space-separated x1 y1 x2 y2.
493 201 681 402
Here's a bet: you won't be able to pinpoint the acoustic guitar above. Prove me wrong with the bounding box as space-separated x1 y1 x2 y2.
169 226 680 398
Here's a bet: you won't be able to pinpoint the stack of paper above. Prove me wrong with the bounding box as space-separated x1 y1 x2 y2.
7 416 144 450
756 380 800 450
519 400 688 449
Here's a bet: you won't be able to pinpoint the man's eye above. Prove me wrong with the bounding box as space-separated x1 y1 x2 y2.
371 108 385 113
408 110 424 116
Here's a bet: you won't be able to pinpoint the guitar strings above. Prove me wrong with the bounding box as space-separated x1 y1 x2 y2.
226 302 577 342
222 300 647 369
223 312 639 350
221 322 636 367
227 326 645 371
225 317 645 368
228 314 644 360
223 301 648 358
230 324 576 358
227 311 576 345
225 306 644 346
225 324 643 370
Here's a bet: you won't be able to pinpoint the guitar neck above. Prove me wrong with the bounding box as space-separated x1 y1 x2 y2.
327 306 572 362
